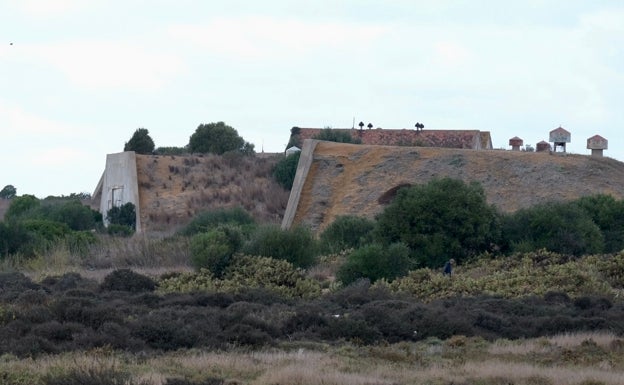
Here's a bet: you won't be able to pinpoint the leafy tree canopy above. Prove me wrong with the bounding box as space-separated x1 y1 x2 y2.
502 201 604 256
106 202 136 230
0 185 16 199
337 242 411 285
272 152 300 190
124 128 155 154
319 215 376 253
5 195 40 221
188 122 253 155
375 178 501 268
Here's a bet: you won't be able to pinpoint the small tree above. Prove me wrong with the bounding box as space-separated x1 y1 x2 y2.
501 201 604 256
243 225 318 268
319 215 376 253
272 152 301 190
337 243 411 284
190 225 244 275
124 128 155 154
106 202 136 231
0 185 16 199
188 122 247 155
5 194 40 221
375 178 501 268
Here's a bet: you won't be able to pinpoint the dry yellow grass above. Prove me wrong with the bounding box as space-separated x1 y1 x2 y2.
292 141 624 232
3 332 623 385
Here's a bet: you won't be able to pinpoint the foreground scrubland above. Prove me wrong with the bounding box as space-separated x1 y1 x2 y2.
1 244 624 384
3 174 624 384
1 330 624 385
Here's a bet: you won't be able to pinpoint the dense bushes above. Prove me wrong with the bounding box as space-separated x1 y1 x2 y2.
189 225 243 275
0 196 100 258
319 215 375 253
179 206 255 236
272 152 300 190
312 128 362 144
1 270 623 358
337 243 411 284
106 202 136 232
243 225 318 268
502 201 604 256
375 178 500 268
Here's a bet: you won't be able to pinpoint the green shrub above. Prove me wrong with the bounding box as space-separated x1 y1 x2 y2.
502 201 604 256
106 224 134 237
319 215 375 253
188 122 249 155
124 127 155 154
190 225 243 275
0 221 30 257
375 178 501 268
272 152 300 190
64 230 98 255
312 128 362 144
155 146 188 155
106 202 136 230
243 225 318 268
41 200 98 231
574 195 624 253
5 194 40 221
224 255 321 298
16 219 71 256
100 269 156 292
337 243 411 285
179 207 255 236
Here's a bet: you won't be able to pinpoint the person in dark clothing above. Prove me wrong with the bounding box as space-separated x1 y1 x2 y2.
443 259 455 276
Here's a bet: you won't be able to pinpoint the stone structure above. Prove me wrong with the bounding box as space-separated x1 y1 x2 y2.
291 127 493 150
92 151 141 233
509 136 523 151
549 126 571 153
536 141 551 152
587 135 608 157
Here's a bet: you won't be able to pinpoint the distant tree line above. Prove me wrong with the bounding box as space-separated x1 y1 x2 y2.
0 195 103 258
123 122 255 156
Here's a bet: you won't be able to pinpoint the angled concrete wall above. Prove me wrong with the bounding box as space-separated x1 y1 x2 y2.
98 151 142 233
281 139 319 230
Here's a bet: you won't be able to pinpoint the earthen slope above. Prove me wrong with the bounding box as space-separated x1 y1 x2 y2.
291 141 624 232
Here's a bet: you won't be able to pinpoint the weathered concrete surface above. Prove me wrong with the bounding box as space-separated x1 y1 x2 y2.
96 151 141 233
281 140 319 230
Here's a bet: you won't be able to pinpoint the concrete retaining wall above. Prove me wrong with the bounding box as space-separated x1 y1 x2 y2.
281 139 319 230
98 151 142 233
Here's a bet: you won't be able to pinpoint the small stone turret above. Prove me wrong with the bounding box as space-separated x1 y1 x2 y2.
536 141 551 152
549 126 571 153
509 136 523 151
587 135 608 157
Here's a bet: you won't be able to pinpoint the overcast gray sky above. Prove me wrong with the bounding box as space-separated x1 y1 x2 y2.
1 0 623 198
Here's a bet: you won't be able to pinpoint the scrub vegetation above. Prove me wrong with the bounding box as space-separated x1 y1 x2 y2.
2 149 624 383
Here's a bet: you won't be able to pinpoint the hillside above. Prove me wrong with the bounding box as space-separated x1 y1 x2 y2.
289 141 624 232
134 153 290 233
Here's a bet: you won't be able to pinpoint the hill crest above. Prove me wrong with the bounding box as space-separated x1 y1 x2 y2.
283 140 624 233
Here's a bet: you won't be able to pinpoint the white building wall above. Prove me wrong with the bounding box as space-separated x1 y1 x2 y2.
98 151 141 233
